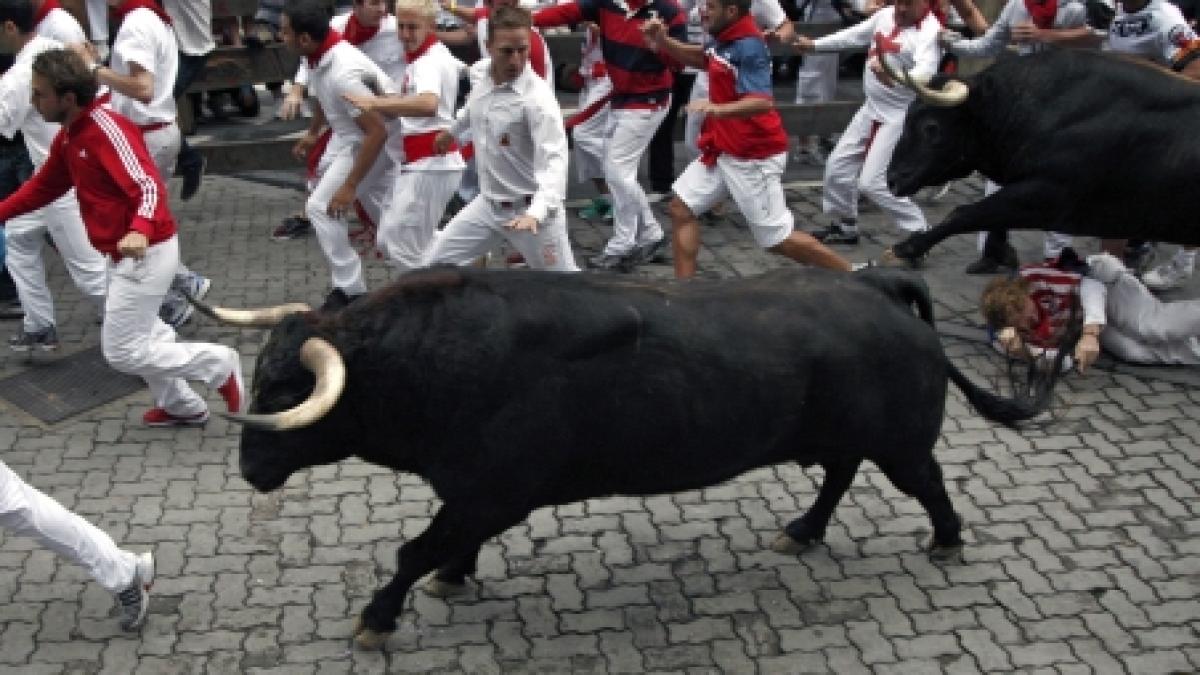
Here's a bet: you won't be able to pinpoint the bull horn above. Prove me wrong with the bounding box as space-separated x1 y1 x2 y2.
224 337 346 431
187 295 312 328
878 52 970 107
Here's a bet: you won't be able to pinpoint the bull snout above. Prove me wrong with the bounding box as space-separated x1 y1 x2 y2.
886 169 916 198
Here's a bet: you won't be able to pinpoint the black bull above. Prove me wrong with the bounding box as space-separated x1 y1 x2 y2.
201 267 1055 648
884 49 1200 262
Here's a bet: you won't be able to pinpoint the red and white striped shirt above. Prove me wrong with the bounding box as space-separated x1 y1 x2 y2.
0 100 175 257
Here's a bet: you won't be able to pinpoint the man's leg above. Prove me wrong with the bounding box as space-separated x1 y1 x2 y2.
669 158 727 279
307 150 368 296
421 195 500 267
857 117 927 234
602 106 669 259
44 193 108 313
4 213 56 342
1107 272 1200 345
647 74 694 196
175 52 211 201
377 170 463 271
816 106 871 242
503 208 580 272
103 237 241 418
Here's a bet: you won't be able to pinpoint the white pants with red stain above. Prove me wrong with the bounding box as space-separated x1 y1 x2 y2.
822 106 928 233
603 105 668 257
104 237 239 416
0 461 136 592
573 75 612 183
6 190 108 332
377 168 463 271
306 142 394 294
422 195 579 271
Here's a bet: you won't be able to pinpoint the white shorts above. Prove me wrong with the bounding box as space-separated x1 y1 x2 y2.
672 151 793 249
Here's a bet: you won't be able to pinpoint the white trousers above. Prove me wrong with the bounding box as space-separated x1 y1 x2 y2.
823 106 927 233
6 191 107 332
1102 272 1200 365
307 143 394 294
143 123 182 182
0 461 135 593
978 180 1073 260
795 53 839 104
573 76 612 183
604 105 668 256
683 73 708 162
378 168 463 271
104 237 237 416
85 0 108 42
422 195 579 271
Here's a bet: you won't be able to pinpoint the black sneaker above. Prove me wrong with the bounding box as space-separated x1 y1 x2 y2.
0 298 23 320
179 154 206 202
630 237 668 265
272 215 312 241
116 551 154 631
319 288 362 312
8 325 58 351
587 252 632 272
964 244 1020 275
811 222 860 245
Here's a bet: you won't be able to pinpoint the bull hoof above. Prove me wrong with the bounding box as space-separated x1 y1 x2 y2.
771 531 819 554
425 577 469 597
928 541 965 563
352 617 391 650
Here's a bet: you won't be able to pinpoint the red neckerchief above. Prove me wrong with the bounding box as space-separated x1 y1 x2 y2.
33 0 62 27
344 13 383 45
113 0 171 26
1025 0 1058 29
713 13 762 44
307 28 343 68
405 33 438 62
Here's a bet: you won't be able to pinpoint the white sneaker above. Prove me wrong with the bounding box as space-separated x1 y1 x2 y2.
116 551 154 631
1142 259 1193 292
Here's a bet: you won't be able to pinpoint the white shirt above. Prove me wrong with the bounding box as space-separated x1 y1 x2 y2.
0 36 65 166
296 14 406 88
949 0 1087 57
450 64 567 224
308 40 400 151
162 0 216 56
35 6 87 44
109 7 181 125
814 7 943 121
391 40 465 171
1107 0 1197 65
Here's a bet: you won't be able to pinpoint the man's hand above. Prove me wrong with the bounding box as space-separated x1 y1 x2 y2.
641 17 666 48
1074 333 1100 373
278 92 305 120
997 326 1025 358
793 35 816 53
68 41 99 70
938 29 964 47
506 215 539 234
1011 21 1043 44
292 131 319 161
342 93 378 114
686 98 722 116
868 56 895 87
117 231 149 260
328 183 356 218
433 130 455 154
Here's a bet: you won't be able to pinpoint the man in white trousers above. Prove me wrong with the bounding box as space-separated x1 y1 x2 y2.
795 0 941 245
940 0 1091 273
0 0 107 351
566 23 613 220
282 0 397 309
344 0 465 272
425 6 578 270
0 460 154 630
0 49 245 427
73 0 211 329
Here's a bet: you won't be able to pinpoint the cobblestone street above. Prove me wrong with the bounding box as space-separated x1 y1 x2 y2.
0 169 1197 674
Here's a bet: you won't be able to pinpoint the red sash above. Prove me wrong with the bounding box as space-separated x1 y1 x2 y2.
1025 0 1058 30
403 130 457 164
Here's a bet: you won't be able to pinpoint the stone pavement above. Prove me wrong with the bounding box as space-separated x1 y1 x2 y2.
0 167 1197 675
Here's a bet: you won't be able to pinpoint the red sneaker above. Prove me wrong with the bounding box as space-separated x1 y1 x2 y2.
505 251 527 268
143 407 209 427
217 363 244 414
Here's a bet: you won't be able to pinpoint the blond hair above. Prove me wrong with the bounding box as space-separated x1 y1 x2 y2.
979 276 1030 330
393 0 438 18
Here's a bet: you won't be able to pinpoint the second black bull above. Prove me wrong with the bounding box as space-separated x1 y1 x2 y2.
195 268 1057 648
882 49 1200 261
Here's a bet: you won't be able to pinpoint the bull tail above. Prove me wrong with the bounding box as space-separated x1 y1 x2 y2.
861 268 1058 428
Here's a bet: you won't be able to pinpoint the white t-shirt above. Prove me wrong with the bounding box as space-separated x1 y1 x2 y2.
162 0 216 56
814 7 943 121
109 7 181 126
1107 0 1197 65
307 41 399 151
0 36 65 166
296 14 406 88
35 6 87 44
391 40 465 171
